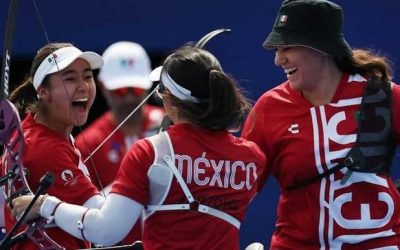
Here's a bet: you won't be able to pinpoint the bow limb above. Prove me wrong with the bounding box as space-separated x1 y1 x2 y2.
0 0 19 99
0 0 19 187
194 28 231 49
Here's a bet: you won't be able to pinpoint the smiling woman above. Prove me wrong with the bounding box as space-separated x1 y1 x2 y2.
11 44 102 133
3 42 107 249
243 0 400 249
39 58 96 132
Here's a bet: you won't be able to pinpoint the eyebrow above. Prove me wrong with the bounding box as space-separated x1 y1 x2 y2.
62 67 92 76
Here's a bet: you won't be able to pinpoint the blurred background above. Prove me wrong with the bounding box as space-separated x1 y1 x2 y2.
1 0 399 248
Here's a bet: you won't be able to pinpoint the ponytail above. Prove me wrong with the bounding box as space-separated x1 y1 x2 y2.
204 70 251 130
334 49 393 81
9 76 39 118
168 68 251 131
164 46 252 131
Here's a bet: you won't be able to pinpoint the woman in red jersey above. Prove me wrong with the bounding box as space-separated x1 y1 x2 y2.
12 46 267 250
242 0 400 249
4 42 105 249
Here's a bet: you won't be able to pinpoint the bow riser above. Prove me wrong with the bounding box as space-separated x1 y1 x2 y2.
0 100 63 249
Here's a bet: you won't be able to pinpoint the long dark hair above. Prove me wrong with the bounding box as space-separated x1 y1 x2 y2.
9 42 74 118
334 49 393 81
162 46 252 131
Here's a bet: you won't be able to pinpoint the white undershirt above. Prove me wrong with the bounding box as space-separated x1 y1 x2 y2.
41 193 143 246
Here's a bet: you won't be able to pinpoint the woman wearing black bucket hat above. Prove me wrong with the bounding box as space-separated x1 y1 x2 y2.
243 0 400 248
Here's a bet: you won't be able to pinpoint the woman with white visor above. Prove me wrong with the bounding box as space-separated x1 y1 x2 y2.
4 42 105 249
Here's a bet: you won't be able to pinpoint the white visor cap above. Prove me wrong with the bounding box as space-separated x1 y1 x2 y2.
149 66 202 103
33 46 103 90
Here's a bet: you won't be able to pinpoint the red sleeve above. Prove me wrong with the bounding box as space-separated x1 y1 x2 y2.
243 96 272 162
246 140 268 192
25 141 99 205
392 82 400 143
242 96 273 189
111 139 154 205
243 105 267 152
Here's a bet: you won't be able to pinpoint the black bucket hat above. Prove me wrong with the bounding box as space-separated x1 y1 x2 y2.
263 0 353 58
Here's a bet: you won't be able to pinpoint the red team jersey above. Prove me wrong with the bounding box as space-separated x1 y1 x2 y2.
75 104 163 244
243 73 400 249
111 123 267 250
3 113 99 249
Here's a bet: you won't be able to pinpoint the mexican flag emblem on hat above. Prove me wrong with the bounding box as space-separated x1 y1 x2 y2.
278 15 288 26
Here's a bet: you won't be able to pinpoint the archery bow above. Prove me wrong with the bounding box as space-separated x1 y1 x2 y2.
0 0 94 248
194 28 231 48
0 0 65 248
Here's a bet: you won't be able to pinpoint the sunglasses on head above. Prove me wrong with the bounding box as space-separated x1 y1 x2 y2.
111 87 145 97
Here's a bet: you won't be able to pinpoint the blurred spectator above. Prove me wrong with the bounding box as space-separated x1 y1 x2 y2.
75 41 163 244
